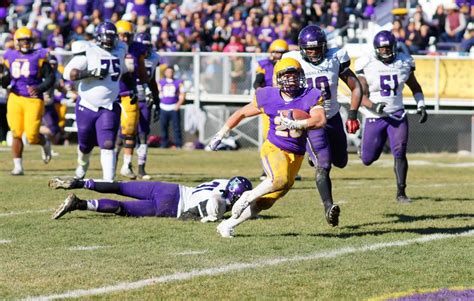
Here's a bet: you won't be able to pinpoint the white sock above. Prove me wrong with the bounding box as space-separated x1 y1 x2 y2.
13 158 23 170
77 147 91 166
86 199 98 211
226 203 261 228
247 178 274 201
137 144 147 165
100 149 116 182
123 153 132 166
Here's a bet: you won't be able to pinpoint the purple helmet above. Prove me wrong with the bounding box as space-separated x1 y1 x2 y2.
95 21 117 50
298 25 327 65
373 30 397 63
223 176 253 205
135 32 153 53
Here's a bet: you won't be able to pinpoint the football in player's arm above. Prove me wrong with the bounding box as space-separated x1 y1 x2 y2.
355 30 428 203
208 58 326 238
49 176 252 222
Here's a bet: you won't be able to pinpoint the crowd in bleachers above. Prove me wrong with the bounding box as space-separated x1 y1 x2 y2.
0 0 473 56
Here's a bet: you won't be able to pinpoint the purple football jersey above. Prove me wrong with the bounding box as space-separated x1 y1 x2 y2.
257 58 275 87
119 41 147 95
255 87 322 155
159 79 183 105
3 49 48 98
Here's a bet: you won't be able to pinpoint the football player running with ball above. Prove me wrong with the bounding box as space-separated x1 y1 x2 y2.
63 22 129 182
2 27 55 175
283 25 363 227
355 30 428 203
208 58 326 238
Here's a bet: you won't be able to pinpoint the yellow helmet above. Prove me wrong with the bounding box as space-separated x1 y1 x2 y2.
268 39 289 53
14 27 33 41
14 27 33 53
115 20 134 34
273 58 306 95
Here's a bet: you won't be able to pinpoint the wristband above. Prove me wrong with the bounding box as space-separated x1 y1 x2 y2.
413 92 425 109
348 109 358 120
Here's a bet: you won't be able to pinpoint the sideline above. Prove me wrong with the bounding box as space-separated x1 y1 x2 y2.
24 230 474 300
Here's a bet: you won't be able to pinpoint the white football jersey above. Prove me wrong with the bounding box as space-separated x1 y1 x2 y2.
63 41 128 112
355 52 415 118
283 47 350 119
177 179 229 222
137 51 160 101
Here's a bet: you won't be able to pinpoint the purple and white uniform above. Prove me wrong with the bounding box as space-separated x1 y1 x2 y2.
355 52 415 164
63 41 127 153
87 179 230 221
283 48 350 169
119 41 147 96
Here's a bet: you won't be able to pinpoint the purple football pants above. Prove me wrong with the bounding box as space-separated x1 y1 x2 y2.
360 110 408 165
75 101 121 154
306 112 348 170
137 101 151 138
89 180 181 217
43 104 60 136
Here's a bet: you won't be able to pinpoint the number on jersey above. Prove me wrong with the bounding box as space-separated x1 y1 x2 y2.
11 61 30 78
307 76 331 100
380 74 399 96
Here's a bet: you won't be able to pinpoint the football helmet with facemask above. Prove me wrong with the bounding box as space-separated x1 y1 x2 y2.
222 176 253 206
268 39 288 61
135 32 153 55
298 25 327 65
116 20 134 45
274 57 306 97
14 27 34 53
373 30 397 63
95 22 117 50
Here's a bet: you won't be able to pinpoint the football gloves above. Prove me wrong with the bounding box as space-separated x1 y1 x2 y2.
417 106 428 123
370 102 387 114
345 109 360 134
278 112 307 130
88 67 108 79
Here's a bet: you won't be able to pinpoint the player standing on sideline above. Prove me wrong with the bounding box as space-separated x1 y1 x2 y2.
283 25 363 227
49 176 252 222
253 39 302 181
63 22 128 182
158 66 185 149
115 20 152 179
134 32 160 180
208 58 326 238
1 27 55 175
355 30 428 203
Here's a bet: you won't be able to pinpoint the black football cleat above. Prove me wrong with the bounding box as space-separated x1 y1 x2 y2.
396 194 412 203
325 204 340 227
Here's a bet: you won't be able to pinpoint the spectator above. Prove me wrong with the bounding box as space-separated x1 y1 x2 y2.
392 19 410 55
459 24 474 53
441 3 467 43
362 0 376 20
432 4 447 38
322 1 348 39
256 15 277 51
47 25 64 50
223 35 245 53
158 66 185 149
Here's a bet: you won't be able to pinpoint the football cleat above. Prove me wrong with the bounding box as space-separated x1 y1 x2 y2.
120 163 137 180
51 193 80 220
41 139 52 164
217 220 235 238
231 191 252 219
325 204 340 227
294 174 302 181
48 176 82 190
11 168 24 176
75 163 89 179
396 194 412 203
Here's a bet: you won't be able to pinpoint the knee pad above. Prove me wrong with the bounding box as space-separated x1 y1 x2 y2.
102 139 115 150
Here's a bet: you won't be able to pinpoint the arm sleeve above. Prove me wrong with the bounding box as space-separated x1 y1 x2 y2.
36 62 55 94
253 73 266 89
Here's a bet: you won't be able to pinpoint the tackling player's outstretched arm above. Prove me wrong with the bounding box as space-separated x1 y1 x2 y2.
405 71 428 123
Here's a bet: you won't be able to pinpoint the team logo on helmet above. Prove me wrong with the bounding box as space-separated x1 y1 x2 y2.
223 176 253 206
95 21 117 50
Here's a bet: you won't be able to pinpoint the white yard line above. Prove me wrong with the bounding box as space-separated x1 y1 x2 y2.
24 230 474 301
68 246 110 251
348 159 474 168
0 239 12 244
0 209 51 217
175 250 208 256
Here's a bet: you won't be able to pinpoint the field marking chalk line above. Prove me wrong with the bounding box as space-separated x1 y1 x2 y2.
24 230 474 301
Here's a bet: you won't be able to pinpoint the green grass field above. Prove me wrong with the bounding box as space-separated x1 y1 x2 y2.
0 145 473 300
